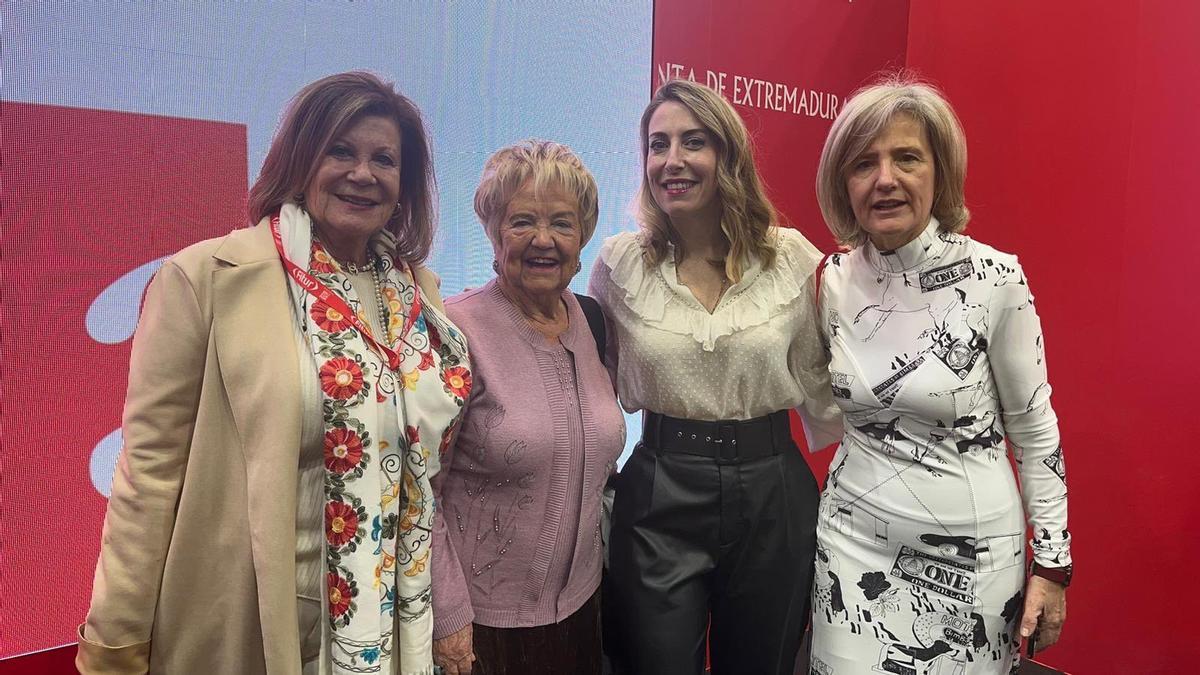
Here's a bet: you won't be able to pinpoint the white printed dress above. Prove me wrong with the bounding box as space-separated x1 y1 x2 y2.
809 220 1071 675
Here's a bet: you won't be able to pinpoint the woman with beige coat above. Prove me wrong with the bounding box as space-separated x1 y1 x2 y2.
76 71 471 675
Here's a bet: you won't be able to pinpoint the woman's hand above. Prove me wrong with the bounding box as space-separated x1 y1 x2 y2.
1019 574 1067 654
432 625 475 675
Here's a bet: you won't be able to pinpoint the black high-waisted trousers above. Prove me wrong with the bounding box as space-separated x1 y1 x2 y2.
608 411 820 675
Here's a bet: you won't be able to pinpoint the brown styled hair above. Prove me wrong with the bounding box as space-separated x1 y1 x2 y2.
247 71 437 264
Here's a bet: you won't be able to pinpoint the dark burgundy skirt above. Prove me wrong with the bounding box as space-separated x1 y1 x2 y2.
471 589 601 675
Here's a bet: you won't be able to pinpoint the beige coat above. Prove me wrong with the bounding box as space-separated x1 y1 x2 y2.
76 223 446 674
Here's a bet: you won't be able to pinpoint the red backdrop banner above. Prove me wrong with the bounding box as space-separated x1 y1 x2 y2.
656 1 1200 672
907 2 1200 672
9 3 1198 671
653 0 910 256
652 0 910 466
1 103 247 657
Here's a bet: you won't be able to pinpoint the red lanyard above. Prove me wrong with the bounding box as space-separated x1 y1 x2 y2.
270 212 422 372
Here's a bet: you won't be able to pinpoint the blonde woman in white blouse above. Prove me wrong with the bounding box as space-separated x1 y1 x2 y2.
588 80 841 675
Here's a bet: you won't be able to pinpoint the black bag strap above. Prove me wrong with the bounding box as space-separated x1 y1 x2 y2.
574 293 607 363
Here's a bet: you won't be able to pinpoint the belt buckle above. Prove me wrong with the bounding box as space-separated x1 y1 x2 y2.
716 423 738 462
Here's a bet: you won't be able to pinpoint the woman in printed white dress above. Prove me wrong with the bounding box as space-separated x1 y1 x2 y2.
809 76 1071 674
589 79 841 675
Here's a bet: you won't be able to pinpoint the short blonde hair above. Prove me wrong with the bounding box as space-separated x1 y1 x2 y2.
636 80 777 281
816 75 969 249
474 139 599 247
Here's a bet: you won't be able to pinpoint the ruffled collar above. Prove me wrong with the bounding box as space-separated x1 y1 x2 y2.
658 238 764 314
865 217 943 274
599 228 814 352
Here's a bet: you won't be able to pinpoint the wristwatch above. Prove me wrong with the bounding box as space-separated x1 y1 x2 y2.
1030 562 1073 587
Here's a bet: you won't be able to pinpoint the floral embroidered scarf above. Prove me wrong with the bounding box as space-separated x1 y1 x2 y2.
278 204 471 675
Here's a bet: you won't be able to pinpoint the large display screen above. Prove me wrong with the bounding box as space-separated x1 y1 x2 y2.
2 1 651 657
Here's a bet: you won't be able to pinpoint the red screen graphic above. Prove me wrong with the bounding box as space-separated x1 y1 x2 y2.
652 0 910 255
1 103 247 656
652 0 910 467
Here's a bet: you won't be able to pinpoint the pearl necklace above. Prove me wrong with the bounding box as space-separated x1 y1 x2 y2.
333 253 390 338
309 225 391 338
367 262 390 338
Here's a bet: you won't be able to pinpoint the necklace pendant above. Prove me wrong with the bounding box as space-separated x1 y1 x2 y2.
342 257 375 274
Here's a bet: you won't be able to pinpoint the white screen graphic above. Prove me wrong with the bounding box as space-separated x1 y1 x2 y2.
2 0 650 657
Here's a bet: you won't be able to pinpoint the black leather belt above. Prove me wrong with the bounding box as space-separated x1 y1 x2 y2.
641 410 793 463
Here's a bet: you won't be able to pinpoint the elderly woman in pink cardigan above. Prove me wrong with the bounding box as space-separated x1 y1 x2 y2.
430 140 625 675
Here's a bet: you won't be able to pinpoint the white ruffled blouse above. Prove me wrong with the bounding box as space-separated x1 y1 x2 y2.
588 227 842 449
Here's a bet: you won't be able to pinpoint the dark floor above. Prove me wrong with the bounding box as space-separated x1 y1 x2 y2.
1021 659 1063 675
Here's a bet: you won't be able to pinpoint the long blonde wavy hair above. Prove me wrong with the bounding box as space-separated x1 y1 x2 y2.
636 80 778 281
